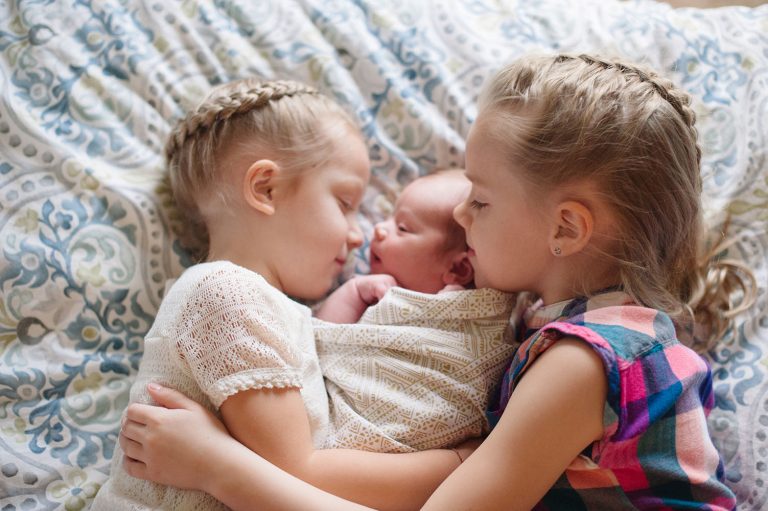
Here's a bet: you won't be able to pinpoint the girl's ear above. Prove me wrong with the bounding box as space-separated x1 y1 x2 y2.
243 159 280 216
442 251 475 287
550 201 594 257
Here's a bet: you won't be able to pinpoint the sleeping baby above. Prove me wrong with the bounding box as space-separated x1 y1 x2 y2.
315 169 519 452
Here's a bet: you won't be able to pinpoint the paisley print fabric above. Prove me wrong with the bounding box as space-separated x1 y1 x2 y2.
0 1 765 509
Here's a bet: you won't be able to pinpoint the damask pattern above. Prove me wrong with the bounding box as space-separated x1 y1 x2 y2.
0 0 765 509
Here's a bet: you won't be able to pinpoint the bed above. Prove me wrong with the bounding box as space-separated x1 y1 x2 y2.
0 0 766 509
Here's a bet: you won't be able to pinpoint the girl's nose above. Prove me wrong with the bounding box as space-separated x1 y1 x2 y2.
453 201 469 228
348 221 363 249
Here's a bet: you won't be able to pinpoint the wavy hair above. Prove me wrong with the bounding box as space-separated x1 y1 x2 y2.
164 78 359 260
480 53 755 351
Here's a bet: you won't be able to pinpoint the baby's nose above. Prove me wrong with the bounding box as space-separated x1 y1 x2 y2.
373 224 388 241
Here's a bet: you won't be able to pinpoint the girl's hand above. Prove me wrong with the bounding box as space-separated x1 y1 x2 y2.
122 385 374 511
120 383 237 492
422 338 606 510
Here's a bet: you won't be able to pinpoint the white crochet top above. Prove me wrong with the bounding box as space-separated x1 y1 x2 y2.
92 261 328 511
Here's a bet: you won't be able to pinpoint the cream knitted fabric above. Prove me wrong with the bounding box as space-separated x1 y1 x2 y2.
93 261 327 511
315 287 518 452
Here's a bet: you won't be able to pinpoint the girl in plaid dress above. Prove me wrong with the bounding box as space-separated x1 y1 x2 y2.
118 54 753 510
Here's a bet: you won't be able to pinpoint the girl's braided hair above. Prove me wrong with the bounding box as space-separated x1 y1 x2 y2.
481 53 755 351
164 78 358 260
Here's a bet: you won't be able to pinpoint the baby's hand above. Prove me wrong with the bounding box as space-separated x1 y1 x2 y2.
315 274 398 323
438 284 466 294
353 274 398 306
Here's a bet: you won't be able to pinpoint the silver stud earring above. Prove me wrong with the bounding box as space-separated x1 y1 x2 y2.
553 246 562 256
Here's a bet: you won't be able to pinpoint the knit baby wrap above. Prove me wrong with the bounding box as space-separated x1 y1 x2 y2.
316 286 518 452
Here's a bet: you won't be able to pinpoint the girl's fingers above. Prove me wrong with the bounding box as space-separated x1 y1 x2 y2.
125 401 170 425
146 383 201 411
122 455 147 480
120 433 144 460
120 418 146 442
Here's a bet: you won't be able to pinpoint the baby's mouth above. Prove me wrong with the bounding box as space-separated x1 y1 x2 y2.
369 247 382 265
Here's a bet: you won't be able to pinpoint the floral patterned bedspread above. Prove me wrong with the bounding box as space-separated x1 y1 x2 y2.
0 0 766 509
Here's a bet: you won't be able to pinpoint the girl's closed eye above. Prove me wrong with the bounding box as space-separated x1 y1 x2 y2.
397 223 409 233
470 199 488 210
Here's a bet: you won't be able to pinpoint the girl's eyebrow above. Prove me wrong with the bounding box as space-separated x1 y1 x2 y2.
337 178 365 196
463 170 484 186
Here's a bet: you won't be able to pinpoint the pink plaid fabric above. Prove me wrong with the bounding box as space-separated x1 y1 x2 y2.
488 291 736 510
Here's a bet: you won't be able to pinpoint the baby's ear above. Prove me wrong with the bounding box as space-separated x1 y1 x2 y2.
243 159 280 215
443 251 474 287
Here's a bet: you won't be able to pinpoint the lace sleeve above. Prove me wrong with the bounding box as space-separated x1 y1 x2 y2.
174 265 305 408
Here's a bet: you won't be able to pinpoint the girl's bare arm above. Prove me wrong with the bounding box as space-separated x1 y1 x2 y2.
122 383 463 511
422 338 607 510
122 338 603 510
221 387 459 510
121 385 371 511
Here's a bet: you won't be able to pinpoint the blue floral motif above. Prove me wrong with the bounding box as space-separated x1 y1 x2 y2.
13 67 57 108
0 190 153 481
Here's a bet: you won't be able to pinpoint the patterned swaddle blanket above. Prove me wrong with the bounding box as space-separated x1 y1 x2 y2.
315 287 518 452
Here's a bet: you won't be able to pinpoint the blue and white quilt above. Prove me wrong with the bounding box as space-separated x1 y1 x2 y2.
0 1 766 509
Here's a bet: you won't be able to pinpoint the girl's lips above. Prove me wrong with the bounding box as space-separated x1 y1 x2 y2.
467 247 476 257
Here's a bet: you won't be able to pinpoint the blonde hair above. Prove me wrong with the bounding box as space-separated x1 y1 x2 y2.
480 53 755 351
165 78 359 260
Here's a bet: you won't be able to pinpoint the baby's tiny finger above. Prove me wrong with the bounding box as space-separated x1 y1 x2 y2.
375 285 388 299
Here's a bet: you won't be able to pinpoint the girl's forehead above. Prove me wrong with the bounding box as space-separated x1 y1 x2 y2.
467 118 506 154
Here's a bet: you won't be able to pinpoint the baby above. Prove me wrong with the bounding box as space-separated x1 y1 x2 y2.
317 169 477 323
315 170 518 452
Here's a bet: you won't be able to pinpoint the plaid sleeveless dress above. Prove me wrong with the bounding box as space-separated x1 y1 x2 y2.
488 291 736 510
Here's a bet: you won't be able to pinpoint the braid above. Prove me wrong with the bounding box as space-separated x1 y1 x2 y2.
559 53 754 349
164 80 318 165
555 54 702 167
483 53 755 351
162 77 354 261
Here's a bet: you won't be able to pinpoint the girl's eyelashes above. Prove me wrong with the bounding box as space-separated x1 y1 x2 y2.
470 199 488 210
397 223 409 233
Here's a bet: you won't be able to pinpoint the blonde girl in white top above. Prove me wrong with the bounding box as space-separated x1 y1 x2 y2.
93 78 475 511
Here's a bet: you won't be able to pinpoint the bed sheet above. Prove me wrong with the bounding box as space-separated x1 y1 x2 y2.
0 0 766 509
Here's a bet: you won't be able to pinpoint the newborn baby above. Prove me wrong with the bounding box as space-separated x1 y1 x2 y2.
315 170 519 452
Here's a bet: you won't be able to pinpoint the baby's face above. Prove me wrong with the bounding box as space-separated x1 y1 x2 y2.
369 173 469 293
